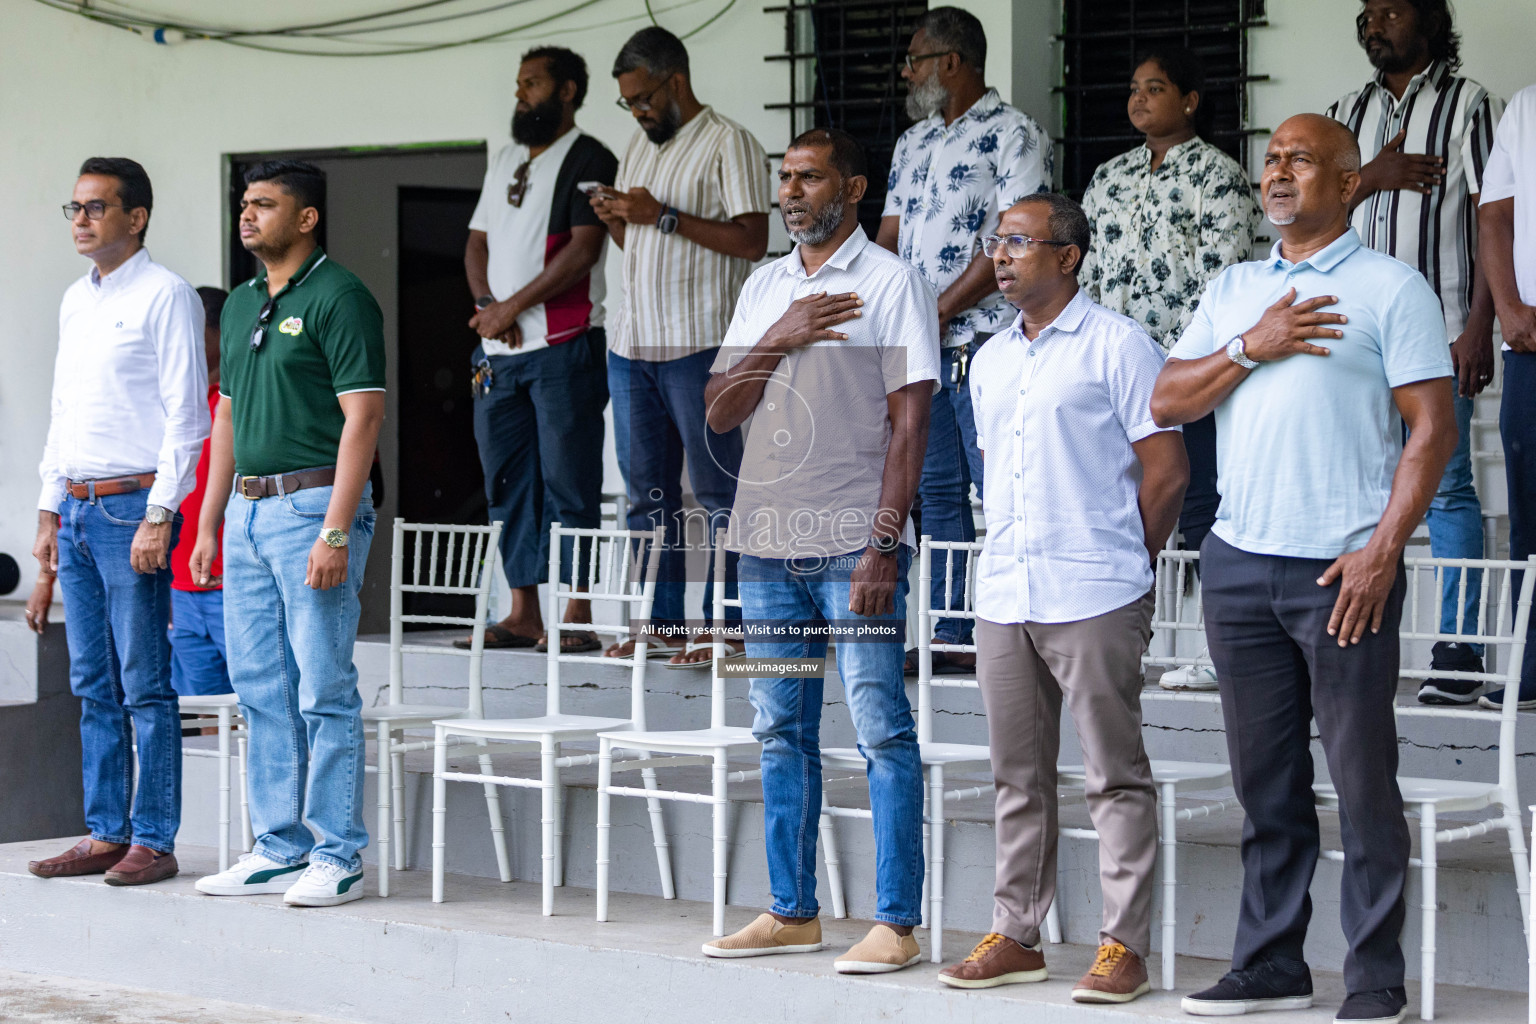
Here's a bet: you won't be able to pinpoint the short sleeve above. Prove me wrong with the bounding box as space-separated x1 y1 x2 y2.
718 126 772 219
468 148 502 233
1079 169 1108 301
882 269 941 395
1460 89 1504 196
1480 89 1526 205
217 296 242 399
1107 326 1175 443
319 286 388 394
995 117 1051 208
1167 275 1227 361
1382 274 1455 388
567 138 619 230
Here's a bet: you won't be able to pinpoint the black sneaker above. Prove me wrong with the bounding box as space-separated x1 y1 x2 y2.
1417 641 1484 704
1479 678 1536 711
1334 986 1407 1023
1181 956 1313 1016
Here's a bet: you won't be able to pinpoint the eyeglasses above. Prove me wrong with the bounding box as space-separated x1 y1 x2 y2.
903 50 952 73
506 161 531 208
615 81 668 113
62 201 126 221
249 296 277 351
981 234 1074 259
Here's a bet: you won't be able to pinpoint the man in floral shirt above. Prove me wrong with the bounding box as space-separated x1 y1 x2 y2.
878 6 1051 671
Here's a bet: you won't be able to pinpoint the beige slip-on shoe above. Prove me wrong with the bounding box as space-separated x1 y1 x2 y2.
702 913 825 958
834 924 922 974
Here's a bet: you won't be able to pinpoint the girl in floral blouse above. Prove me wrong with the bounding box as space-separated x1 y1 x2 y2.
1080 47 1259 689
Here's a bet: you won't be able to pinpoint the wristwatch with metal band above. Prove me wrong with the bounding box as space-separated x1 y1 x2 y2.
1226 335 1259 369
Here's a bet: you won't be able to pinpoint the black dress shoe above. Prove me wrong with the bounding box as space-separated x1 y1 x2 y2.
1334 987 1407 1023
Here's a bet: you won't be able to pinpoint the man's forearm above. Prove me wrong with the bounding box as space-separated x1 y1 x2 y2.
871 385 931 541
1367 391 1457 558
507 234 605 319
199 402 236 537
704 344 785 433
677 212 768 262
465 233 491 299
1479 199 1522 316
326 398 385 530
1151 353 1250 427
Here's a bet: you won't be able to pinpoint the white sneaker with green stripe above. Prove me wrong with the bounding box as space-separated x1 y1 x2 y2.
282 861 365 907
195 853 308 896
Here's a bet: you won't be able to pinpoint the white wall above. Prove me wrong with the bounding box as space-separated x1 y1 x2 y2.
3 0 1535 571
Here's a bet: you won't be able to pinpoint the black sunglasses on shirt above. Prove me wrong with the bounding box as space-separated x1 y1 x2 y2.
249 296 277 351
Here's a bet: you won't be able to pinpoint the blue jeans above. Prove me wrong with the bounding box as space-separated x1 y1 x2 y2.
170 588 232 697
56 490 182 853
1424 388 1485 640
222 482 376 871
472 331 607 589
740 549 924 926
1503 352 1536 690
608 348 742 628
920 344 985 644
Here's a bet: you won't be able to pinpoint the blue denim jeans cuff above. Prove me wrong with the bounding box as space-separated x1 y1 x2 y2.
312 852 362 873
91 831 131 846
771 902 819 920
874 912 923 928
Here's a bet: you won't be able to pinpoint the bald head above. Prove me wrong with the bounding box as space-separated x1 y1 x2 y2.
1276 113 1362 173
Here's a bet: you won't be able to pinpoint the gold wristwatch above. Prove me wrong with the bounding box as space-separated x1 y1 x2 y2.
320 527 349 549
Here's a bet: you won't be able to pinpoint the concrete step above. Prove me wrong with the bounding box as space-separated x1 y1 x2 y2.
0 841 1523 1024
0 967 361 1024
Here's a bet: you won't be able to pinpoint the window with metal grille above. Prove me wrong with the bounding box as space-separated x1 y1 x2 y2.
1058 0 1268 196
766 0 928 237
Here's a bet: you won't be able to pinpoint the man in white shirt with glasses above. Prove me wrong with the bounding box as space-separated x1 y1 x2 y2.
28 157 209 887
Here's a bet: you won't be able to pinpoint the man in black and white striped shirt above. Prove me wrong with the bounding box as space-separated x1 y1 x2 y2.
1327 0 1503 705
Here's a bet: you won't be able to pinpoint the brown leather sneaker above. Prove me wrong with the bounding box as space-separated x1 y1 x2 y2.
103 845 179 887
1072 941 1151 1003
938 932 1048 989
27 838 128 878
702 914 824 958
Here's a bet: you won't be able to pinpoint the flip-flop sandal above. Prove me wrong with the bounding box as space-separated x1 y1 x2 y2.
661 638 747 670
535 630 603 654
603 636 686 661
453 624 538 650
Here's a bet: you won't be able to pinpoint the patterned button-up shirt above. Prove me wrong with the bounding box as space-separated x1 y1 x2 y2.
1080 137 1259 348
883 88 1052 346
1327 61 1503 341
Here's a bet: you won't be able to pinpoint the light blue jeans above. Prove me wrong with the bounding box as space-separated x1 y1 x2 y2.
56 490 182 853
1423 389 1484 642
740 548 924 926
222 482 375 871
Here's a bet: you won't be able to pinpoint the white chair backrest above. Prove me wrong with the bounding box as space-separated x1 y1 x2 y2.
1144 549 1207 673
709 528 746 731
917 536 985 745
388 519 504 715
545 522 665 723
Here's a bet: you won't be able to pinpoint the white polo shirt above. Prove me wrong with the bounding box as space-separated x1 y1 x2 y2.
969 290 1175 624
1481 82 1536 348
39 247 210 514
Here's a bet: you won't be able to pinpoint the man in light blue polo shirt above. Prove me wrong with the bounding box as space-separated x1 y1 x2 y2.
1152 114 1456 1024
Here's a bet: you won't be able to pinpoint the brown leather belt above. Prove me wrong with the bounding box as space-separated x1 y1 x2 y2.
67 473 155 500
236 466 337 499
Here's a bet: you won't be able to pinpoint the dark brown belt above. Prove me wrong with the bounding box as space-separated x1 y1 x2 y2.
67 473 155 500
236 466 337 499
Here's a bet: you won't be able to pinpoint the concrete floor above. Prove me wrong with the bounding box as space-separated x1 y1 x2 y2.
0 968 357 1024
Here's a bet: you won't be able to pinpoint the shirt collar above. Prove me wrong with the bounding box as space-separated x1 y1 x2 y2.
1005 287 1091 342
783 225 869 279
654 105 712 151
1266 227 1362 273
252 246 328 295
1372 59 1450 99
955 87 1002 128
90 246 150 290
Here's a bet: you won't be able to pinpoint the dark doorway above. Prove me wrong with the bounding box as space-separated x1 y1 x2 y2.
397 187 486 528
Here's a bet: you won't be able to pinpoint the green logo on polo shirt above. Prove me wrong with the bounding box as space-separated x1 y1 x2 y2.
278 316 304 336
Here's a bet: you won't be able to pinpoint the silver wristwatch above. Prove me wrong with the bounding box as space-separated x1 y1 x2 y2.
145 504 172 526
1226 335 1259 370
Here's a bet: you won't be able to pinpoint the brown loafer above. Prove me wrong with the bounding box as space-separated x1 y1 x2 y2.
28 838 128 878
103 845 179 886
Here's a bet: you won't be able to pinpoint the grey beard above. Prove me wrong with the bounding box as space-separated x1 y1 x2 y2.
905 77 948 121
1263 197 1296 226
784 191 847 246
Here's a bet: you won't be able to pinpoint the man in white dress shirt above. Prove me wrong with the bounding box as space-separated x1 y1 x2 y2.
28 157 209 886
699 129 939 973
939 194 1187 1003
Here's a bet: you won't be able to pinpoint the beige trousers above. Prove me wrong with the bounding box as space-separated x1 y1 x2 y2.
975 593 1157 955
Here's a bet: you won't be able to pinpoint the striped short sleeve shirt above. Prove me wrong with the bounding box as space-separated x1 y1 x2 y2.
609 105 772 362
1326 62 1503 340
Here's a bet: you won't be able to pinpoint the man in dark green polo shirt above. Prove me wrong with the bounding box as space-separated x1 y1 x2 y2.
188 160 386 907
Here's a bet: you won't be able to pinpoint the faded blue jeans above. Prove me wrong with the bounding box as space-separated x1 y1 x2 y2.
56 490 182 854
740 548 924 926
919 345 983 645
1423 389 1484 642
222 482 375 871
